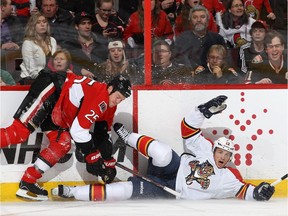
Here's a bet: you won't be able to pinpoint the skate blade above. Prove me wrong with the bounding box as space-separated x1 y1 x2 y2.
16 188 48 201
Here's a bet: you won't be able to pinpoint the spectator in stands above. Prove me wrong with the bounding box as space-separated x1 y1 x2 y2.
152 39 194 84
239 20 267 74
19 12 57 85
194 44 240 84
46 48 73 72
173 5 226 72
159 0 181 24
243 0 275 21
267 0 287 37
61 11 108 78
247 30 287 84
1 0 24 50
94 40 143 85
174 0 218 36
123 0 174 49
216 0 255 48
0 69 16 85
92 0 126 42
36 0 75 48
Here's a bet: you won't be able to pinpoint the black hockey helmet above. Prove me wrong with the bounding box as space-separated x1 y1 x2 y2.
108 74 131 98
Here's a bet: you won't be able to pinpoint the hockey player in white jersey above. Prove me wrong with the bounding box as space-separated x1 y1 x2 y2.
52 95 275 201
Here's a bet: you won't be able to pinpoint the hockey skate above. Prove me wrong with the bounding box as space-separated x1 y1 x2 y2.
16 180 48 201
113 123 131 144
51 185 75 198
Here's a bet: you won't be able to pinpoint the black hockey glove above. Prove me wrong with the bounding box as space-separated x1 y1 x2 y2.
101 157 117 184
198 95 228 119
253 182 275 201
85 150 105 176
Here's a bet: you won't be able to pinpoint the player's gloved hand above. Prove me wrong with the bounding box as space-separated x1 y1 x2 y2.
101 158 117 184
85 150 104 176
253 182 275 201
198 95 228 119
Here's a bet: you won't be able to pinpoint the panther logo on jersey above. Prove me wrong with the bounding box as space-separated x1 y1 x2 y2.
185 160 215 189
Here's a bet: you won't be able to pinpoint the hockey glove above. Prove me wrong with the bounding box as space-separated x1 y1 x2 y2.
85 150 105 176
198 95 228 119
101 158 117 184
253 182 275 201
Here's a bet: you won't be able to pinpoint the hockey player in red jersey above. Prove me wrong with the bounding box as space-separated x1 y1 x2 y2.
1 72 131 201
52 95 275 202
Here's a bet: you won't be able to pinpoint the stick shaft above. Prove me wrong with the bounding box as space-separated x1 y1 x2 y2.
116 162 181 198
271 173 288 186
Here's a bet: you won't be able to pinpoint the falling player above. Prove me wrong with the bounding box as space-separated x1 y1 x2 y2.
1 71 131 201
52 95 275 201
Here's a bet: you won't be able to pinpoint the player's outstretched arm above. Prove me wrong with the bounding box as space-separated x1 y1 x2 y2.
198 95 228 119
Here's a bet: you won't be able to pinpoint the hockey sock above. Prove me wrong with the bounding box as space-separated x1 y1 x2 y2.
21 166 42 184
129 133 172 167
0 119 30 148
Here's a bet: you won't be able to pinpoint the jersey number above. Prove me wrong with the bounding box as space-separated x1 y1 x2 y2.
85 110 99 123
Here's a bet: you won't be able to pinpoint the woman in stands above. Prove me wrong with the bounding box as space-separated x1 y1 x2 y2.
216 0 255 48
19 12 57 85
123 0 173 49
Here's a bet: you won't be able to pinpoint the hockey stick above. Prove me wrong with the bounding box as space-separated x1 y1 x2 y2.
271 173 288 186
116 162 181 198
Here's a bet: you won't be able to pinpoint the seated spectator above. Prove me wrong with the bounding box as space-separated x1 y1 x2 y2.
194 44 241 84
174 0 218 37
244 0 276 21
37 0 75 48
61 11 108 78
247 30 287 84
46 48 73 72
239 20 267 74
216 0 255 48
173 5 226 71
19 12 57 85
92 0 126 42
159 0 182 24
152 39 194 84
0 69 16 85
1 0 24 50
123 0 174 49
93 40 143 85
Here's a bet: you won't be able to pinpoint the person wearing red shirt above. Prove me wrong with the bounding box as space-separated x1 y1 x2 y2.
244 0 276 20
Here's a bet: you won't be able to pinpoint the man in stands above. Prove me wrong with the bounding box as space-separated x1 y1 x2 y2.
52 95 275 202
0 72 131 201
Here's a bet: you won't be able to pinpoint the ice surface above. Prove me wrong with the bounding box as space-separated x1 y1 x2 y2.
0 198 287 216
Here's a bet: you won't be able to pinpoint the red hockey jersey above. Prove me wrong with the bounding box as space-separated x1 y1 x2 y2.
52 73 116 143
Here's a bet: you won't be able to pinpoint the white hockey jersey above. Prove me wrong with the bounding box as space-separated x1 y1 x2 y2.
175 108 255 200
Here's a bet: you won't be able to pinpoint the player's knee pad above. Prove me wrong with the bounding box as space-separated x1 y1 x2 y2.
39 130 71 166
148 140 173 167
0 119 30 148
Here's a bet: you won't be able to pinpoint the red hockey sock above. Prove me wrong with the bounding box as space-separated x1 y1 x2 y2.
90 184 106 201
0 119 30 148
21 166 42 184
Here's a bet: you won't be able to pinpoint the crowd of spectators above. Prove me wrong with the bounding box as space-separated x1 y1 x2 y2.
1 0 287 86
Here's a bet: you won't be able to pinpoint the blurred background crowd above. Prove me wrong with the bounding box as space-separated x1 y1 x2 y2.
1 0 287 86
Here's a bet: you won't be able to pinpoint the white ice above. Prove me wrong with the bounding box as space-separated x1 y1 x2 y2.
0 198 287 216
